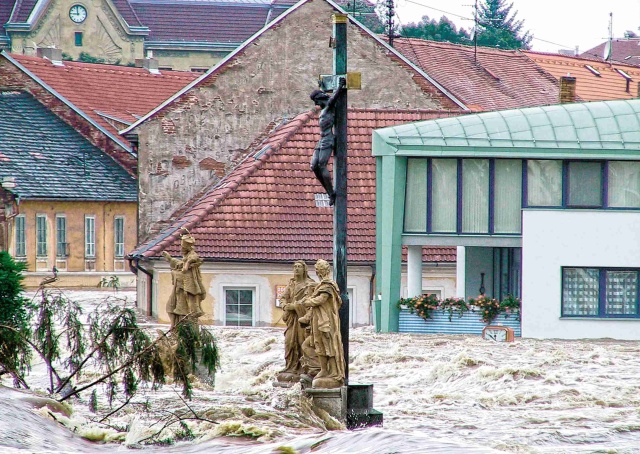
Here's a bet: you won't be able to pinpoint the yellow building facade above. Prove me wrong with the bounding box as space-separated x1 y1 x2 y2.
8 200 137 288
1 0 291 71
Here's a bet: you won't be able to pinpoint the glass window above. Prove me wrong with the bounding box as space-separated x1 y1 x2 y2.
527 160 562 206
605 271 638 315
225 289 254 326
15 215 25 257
85 216 95 258
404 159 427 232
36 215 47 257
563 268 640 318
56 216 67 257
494 160 522 234
74 32 83 46
462 159 489 233
608 161 640 208
567 161 602 207
562 268 599 316
114 217 125 258
431 159 457 232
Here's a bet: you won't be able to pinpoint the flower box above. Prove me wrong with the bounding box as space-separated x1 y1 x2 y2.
398 307 521 336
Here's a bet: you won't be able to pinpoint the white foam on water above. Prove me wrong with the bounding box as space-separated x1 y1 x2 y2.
4 290 640 453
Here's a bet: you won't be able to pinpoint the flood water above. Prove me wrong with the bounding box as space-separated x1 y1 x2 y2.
3 290 640 453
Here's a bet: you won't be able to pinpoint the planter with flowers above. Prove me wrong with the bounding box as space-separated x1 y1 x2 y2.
398 294 521 336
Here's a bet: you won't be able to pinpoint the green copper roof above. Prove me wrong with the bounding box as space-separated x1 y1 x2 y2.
373 99 640 159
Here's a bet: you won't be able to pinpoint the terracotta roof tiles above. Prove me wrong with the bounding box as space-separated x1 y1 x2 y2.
392 38 560 111
523 51 640 101
132 108 462 263
8 53 198 139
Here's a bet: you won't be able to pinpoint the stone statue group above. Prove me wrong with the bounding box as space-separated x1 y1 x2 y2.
161 236 345 389
277 260 345 389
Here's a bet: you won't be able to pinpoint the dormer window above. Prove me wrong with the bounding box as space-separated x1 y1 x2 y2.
584 65 601 76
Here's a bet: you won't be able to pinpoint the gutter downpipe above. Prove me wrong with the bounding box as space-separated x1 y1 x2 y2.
369 264 376 327
128 255 154 316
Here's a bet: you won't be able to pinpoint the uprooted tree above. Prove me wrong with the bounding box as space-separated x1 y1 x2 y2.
0 252 219 409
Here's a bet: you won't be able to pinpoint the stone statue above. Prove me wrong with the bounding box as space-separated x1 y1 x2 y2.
309 77 346 207
276 261 316 385
162 233 206 327
301 259 345 389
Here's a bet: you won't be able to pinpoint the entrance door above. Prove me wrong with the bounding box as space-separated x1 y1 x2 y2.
493 247 522 301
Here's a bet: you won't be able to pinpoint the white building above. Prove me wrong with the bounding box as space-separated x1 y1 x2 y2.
373 99 640 339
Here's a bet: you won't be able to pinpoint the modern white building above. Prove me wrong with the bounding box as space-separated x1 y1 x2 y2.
373 99 640 339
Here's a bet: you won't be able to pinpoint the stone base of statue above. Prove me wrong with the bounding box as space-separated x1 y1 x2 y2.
312 376 343 389
304 384 384 429
305 386 347 424
273 371 300 388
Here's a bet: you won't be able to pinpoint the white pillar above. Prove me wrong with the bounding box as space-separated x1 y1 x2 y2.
407 245 423 297
456 246 466 298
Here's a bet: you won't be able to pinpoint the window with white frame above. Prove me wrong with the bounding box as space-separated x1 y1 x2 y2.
56 215 67 257
562 267 640 318
225 288 254 326
85 216 95 258
114 217 125 258
15 215 26 257
36 214 47 257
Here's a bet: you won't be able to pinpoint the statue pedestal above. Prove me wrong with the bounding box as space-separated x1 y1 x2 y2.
305 384 384 429
305 386 347 423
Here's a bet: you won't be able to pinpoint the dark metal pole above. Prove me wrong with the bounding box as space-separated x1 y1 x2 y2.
332 13 349 385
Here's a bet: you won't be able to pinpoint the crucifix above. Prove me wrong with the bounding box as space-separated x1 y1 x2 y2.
312 13 361 385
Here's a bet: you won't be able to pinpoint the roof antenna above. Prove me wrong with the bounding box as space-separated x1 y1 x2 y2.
386 0 395 47
474 0 478 62
604 12 613 64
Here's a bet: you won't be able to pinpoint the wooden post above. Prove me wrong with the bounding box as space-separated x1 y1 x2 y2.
332 13 349 385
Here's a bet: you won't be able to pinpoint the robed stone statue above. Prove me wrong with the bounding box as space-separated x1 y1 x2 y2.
276 261 316 385
301 259 345 389
162 233 206 327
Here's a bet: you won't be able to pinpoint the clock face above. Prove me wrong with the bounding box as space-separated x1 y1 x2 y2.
69 5 87 24
485 328 507 341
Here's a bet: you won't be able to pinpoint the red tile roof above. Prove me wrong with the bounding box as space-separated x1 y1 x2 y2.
0 1 14 27
130 1 291 43
7 54 198 139
523 51 640 101
131 108 461 264
111 0 145 28
581 39 640 66
7 0 36 22
392 38 560 111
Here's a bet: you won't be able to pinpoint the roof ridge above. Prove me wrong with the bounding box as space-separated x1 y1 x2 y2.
11 53 198 76
132 110 316 256
121 0 468 134
398 37 519 55
524 49 640 70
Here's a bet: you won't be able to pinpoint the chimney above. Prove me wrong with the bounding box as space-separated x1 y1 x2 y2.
559 75 577 103
135 57 160 75
36 47 64 66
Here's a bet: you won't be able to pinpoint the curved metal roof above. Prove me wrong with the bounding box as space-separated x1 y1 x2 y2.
374 99 640 157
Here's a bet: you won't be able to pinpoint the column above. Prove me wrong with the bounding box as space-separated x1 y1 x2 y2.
456 246 466 298
406 245 422 297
